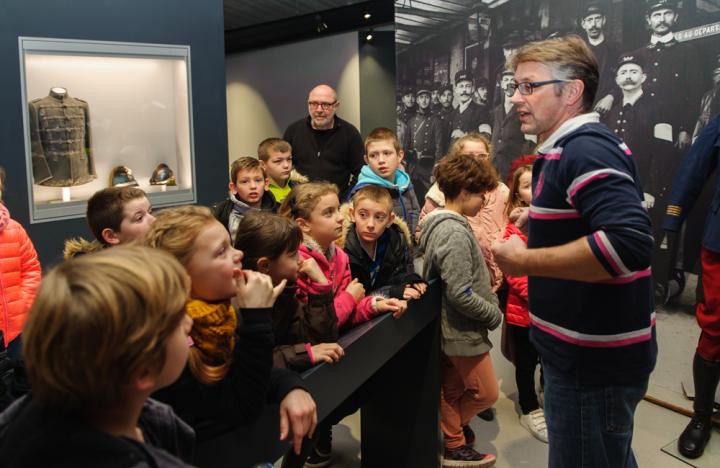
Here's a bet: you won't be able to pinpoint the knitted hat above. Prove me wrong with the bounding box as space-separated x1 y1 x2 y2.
185 299 237 366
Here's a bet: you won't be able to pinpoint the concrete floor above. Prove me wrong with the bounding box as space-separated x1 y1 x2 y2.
279 273 720 467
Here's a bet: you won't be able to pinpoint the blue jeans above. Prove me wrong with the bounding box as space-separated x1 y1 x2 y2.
543 361 648 468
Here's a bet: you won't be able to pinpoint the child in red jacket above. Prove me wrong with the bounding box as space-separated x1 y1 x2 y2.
503 157 547 443
0 167 41 409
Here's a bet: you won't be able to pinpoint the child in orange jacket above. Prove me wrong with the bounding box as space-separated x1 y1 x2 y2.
0 167 41 409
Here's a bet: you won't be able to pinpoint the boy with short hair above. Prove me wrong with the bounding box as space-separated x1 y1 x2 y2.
0 246 195 467
258 137 306 203
64 186 155 259
211 156 278 243
418 153 502 467
348 127 420 237
88 186 155 246
338 185 425 301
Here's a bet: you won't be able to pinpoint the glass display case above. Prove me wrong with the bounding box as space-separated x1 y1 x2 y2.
19 37 196 223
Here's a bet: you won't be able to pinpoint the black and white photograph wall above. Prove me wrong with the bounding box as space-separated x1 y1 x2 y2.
396 0 718 284
396 0 720 402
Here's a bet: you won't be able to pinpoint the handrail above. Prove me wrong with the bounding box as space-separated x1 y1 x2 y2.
194 282 442 468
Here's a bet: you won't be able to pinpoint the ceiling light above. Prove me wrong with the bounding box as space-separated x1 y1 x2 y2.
365 29 374 41
363 12 371 20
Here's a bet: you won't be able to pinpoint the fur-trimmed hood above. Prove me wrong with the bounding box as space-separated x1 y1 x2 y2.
63 237 104 259
335 202 413 249
289 169 308 184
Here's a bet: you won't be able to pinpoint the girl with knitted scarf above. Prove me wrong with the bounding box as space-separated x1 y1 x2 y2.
143 205 317 455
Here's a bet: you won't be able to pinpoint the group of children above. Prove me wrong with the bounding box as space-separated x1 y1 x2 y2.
0 125 545 468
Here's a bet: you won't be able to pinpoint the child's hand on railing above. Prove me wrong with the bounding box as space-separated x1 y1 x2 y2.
311 343 345 364
403 282 427 300
377 298 409 318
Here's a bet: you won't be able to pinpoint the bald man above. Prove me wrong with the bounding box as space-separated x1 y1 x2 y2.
283 84 364 197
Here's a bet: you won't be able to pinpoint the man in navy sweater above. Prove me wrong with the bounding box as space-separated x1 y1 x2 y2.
492 36 656 468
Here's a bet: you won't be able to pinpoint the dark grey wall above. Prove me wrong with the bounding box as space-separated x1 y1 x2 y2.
359 30 397 136
1 0 228 267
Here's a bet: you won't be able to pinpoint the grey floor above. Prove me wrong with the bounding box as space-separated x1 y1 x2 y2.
279 273 720 467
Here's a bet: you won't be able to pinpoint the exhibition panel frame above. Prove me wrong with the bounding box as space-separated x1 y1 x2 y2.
18 37 197 223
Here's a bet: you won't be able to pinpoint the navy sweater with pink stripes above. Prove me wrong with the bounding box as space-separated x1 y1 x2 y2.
528 115 657 385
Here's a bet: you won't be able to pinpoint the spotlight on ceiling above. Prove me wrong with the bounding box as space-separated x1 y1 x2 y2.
363 12 371 20
365 29 374 42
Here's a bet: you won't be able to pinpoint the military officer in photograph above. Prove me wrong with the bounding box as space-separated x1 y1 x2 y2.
634 0 701 149
407 87 444 201
434 83 455 155
603 54 662 210
449 70 491 142
578 3 621 111
398 85 417 124
492 70 536 181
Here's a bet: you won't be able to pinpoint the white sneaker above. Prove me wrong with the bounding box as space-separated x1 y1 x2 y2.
520 409 548 443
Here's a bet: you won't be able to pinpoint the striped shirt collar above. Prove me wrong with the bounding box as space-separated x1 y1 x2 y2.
537 112 600 154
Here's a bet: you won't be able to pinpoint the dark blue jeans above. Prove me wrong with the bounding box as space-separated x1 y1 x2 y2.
543 361 648 468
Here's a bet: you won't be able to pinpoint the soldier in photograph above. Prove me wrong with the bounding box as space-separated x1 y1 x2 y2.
407 87 444 201
431 81 443 113
600 0 701 150
602 53 668 236
492 31 525 109
492 70 536 181
434 83 455 155
398 85 417 124
449 70 492 143
578 3 621 110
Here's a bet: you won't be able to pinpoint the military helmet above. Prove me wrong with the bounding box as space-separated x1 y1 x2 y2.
149 163 177 186
109 166 139 188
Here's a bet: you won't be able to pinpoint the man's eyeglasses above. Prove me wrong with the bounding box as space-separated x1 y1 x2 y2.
308 101 337 110
504 79 571 97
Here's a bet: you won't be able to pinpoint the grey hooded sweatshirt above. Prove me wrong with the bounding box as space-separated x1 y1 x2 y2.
418 209 502 356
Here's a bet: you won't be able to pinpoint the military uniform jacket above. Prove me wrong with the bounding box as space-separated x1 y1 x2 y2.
490 103 534 181
407 110 443 162
663 114 720 253
399 105 416 124
632 39 702 136
28 90 96 187
449 101 490 136
603 93 662 194
433 105 454 154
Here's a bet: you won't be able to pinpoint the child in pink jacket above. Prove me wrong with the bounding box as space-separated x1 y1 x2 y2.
280 181 407 465
280 182 406 329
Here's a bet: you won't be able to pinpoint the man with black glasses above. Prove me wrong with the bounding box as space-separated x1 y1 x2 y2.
284 84 364 198
492 35 656 468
